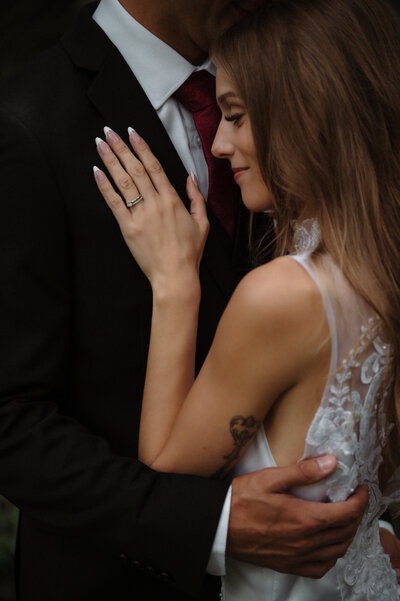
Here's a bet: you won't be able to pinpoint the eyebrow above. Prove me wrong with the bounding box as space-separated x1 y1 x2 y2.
217 91 243 104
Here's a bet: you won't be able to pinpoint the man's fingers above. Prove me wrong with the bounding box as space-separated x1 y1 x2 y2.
260 455 337 493
289 560 336 579
292 485 368 537
297 536 352 563
310 520 359 548
321 485 369 529
93 166 128 223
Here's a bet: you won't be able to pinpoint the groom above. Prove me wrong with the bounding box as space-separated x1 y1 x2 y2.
0 1 368 600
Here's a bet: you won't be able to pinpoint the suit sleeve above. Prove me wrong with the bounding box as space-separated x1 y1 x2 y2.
0 106 230 595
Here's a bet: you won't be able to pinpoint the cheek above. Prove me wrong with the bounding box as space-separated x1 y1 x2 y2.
251 164 273 208
241 175 274 213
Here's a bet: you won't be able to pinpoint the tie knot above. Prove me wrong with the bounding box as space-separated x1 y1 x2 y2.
174 70 217 114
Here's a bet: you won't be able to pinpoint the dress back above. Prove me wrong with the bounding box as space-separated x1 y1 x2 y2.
223 225 400 600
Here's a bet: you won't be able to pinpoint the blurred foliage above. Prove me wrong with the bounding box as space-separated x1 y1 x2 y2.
0 497 18 601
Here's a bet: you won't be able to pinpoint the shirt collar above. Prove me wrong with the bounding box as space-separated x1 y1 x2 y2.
93 0 216 110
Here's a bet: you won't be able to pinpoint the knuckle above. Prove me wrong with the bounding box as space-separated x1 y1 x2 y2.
118 142 130 153
347 507 362 525
118 176 132 190
113 140 125 153
131 163 146 177
109 195 121 210
296 460 318 483
291 537 308 553
107 154 118 166
148 160 162 174
169 194 179 208
301 513 320 534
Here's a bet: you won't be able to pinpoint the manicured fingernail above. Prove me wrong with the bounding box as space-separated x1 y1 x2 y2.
128 127 142 143
104 126 120 143
93 165 105 181
95 137 110 153
317 455 336 473
190 171 198 188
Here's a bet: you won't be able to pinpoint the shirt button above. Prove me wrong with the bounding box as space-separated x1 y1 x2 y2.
195 135 202 147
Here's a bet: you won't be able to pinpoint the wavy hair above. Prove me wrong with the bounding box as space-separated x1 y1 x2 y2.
212 0 400 477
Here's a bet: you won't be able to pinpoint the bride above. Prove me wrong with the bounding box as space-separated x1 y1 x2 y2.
93 0 400 598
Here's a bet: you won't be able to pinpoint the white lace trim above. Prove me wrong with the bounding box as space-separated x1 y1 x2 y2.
292 218 321 253
301 310 398 598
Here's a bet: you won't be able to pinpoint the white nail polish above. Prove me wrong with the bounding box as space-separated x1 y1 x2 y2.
93 165 105 182
95 137 103 147
190 171 198 187
128 127 135 136
104 126 113 136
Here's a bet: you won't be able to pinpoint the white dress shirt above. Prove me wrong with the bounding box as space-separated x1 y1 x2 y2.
93 0 215 199
93 0 230 576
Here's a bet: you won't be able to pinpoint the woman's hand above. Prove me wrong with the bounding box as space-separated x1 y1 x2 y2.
93 127 209 297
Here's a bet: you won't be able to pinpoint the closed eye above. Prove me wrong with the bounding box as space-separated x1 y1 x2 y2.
224 113 244 125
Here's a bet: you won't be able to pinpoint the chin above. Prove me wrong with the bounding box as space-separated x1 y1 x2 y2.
242 194 273 213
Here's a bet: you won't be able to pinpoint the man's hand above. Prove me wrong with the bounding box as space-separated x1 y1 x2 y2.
227 455 368 578
380 527 400 583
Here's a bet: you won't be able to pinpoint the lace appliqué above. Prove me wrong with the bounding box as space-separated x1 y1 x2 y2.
303 318 399 600
293 218 321 253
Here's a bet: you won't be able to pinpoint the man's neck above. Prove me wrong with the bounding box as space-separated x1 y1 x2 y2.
118 0 207 65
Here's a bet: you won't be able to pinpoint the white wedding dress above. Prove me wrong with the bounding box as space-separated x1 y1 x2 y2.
222 222 400 601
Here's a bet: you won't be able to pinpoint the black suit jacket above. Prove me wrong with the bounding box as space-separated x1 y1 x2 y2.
0 4 254 601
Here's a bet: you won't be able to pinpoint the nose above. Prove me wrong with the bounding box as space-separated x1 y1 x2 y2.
211 119 234 160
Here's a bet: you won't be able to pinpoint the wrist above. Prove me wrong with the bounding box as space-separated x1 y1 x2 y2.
151 272 201 306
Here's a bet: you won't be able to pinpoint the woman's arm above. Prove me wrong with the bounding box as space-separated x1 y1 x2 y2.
94 129 209 464
94 129 326 476
146 257 324 477
140 279 201 464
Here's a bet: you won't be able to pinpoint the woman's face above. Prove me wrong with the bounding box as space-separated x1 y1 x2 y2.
212 67 273 212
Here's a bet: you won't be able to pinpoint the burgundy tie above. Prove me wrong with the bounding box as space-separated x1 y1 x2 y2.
174 71 239 239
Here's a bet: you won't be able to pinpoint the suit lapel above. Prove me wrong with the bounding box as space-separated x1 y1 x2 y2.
61 3 238 299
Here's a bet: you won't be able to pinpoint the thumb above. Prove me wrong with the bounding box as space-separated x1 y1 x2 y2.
187 173 208 226
267 455 337 493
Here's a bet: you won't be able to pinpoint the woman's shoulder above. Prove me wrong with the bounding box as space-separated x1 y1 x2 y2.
218 255 329 384
232 256 324 327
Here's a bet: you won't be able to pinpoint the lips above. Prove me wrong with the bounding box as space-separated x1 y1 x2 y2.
232 167 249 182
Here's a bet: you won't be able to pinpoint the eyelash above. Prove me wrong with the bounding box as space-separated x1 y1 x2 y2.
224 113 244 125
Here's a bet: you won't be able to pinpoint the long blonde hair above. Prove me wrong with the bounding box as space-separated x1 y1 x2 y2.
213 0 400 475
